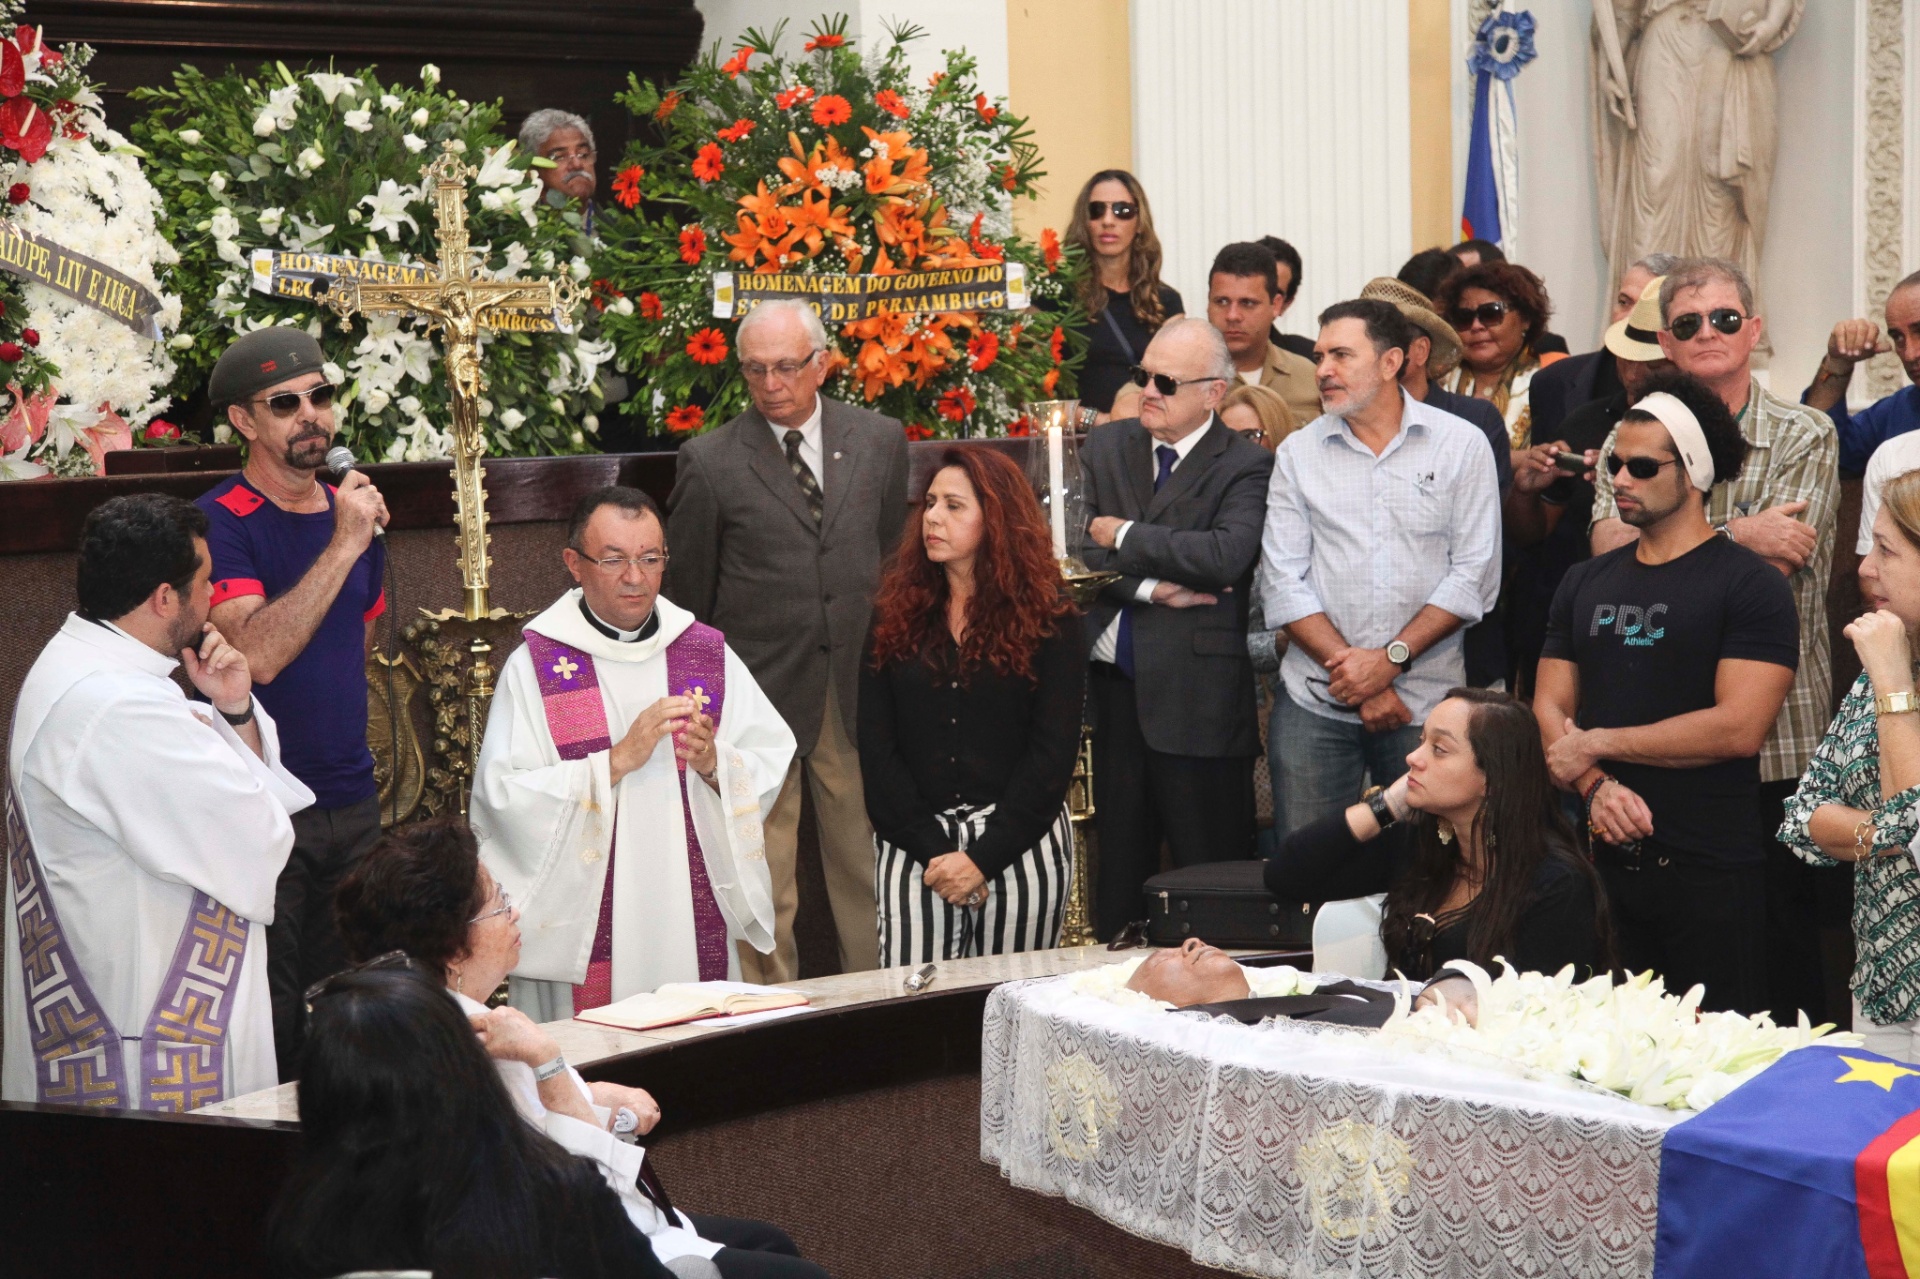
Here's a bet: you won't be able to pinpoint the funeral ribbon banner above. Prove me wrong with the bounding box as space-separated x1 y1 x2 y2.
250 249 573 334
0 223 166 340
711 262 1030 322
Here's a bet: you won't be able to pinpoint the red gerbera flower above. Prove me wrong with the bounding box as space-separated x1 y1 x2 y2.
655 91 681 121
1042 369 1059 396
1041 227 1062 273
927 71 947 89
775 84 815 110
692 143 725 183
610 164 644 209
935 386 977 421
804 33 846 51
721 47 753 78
874 89 909 120
717 118 757 143
678 225 707 264
686 327 730 365
639 291 663 320
810 94 851 127
967 330 999 373
1049 325 1066 362
974 93 999 123
665 405 705 433
904 422 933 441
999 163 1018 192
1006 415 1032 437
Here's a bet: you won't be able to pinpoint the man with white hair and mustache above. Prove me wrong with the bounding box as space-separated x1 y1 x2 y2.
520 108 599 232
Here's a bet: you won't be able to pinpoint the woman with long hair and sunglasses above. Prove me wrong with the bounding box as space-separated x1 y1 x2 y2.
860 448 1086 963
266 964 675 1279
1266 688 1612 981
332 817 827 1278
1063 169 1183 414
1434 261 1566 462
1781 468 1920 1061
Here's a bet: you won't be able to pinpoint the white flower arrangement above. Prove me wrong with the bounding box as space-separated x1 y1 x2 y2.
1380 960 1862 1111
1067 958 1318 1011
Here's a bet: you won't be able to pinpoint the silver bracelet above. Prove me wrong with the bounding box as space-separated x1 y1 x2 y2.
533 1053 567 1083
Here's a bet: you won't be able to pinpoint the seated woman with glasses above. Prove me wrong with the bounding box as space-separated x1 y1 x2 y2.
1265 688 1612 982
1062 169 1183 414
268 963 675 1279
333 818 826 1278
1434 261 1567 462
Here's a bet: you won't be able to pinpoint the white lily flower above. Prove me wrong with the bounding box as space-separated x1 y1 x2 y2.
307 72 359 105
295 145 326 173
252 108 279 138
402 133 427 153
284 213 335 249
474 141 520 189
0 439 47 480
498 407 526 430
257 206 285 237
380 93 404 113
343 108 373 133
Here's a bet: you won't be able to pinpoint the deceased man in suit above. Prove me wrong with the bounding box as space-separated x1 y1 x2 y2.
665 299 911 980
1081 316 1276 938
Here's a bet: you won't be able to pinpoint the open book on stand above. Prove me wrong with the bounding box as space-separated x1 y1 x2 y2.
575 980 809 1031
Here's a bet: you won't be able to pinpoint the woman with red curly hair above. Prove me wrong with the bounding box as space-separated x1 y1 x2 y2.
858 447 1087 963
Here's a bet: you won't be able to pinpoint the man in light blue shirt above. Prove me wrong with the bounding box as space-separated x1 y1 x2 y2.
1259 299 1502 834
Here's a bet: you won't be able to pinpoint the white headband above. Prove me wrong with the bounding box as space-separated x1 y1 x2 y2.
1632 391 1716 493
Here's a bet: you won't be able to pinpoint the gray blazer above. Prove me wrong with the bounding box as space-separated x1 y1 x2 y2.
665 397 911 755
1082 414 1274 757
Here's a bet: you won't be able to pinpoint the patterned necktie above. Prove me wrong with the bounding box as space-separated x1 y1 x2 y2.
1114 445 1181 679
785 429 824 525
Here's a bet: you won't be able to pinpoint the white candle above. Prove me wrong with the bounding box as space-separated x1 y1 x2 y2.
1046 422 1067 559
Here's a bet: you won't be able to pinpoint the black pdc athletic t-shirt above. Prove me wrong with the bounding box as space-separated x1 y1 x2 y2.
1541 535 1799 864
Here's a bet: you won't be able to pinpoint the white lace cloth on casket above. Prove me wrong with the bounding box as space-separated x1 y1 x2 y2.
980 975 1686 1279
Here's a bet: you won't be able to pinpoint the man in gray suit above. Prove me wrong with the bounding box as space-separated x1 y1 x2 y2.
1082 317 1275 938
666 299 911 979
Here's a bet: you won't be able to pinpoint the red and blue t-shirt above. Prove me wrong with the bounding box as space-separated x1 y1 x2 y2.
196 474 386 810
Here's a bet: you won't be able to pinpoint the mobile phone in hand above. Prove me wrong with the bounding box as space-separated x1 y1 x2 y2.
1553 451 1588 474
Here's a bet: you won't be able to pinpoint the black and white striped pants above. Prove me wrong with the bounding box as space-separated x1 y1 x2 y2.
874 803 1073 966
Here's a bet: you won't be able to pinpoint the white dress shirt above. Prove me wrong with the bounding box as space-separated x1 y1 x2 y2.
1091 416 1218 664
1257 391 1501 725
766 395 825 495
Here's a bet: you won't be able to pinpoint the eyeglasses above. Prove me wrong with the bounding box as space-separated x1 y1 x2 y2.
250 383 335 418
303 949 413 1012
1129 365 1225 396
542 145 595 164
574 551 670 574
1448 301 1511 331
1605 452 1680 480
1087 200 1138 221
470 885 514 925
1667 308 1747 341
741 352 821 382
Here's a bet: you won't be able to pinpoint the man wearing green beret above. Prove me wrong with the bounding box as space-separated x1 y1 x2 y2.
194 325 389 1079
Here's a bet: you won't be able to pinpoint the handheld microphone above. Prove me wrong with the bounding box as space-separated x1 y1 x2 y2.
325 445 385 538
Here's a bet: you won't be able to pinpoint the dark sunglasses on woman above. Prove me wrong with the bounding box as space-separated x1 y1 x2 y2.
251 383 337 418
1448 300 1511 330
1087 200 1138 221
1667 308 1746 342
1129 365 1224 396
1605 453 1680 480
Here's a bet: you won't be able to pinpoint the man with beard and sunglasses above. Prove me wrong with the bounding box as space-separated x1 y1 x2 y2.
1537 373 1799 1014
1587 257 1841 1023
195 327 389 1078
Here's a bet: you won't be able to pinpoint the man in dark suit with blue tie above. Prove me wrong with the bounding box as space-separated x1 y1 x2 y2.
1081 317 1276 938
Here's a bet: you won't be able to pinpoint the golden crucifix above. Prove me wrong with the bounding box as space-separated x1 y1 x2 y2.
321 141 588 621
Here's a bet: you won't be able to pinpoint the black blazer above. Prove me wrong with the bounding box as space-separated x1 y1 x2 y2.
1527 350 1622 445
1081 414 1274 757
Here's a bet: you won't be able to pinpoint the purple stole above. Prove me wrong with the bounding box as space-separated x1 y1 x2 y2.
7 785 251 1110
523 621 731 1011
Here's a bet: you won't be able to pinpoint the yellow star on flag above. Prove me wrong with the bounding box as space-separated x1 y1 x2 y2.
1835 1055 1920 1091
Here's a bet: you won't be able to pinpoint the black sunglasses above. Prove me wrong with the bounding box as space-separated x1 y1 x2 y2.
1605 452 1680 480
303 949 413 1013
252 383 336 418
1129 365 1224 396
1087 200 1138 221
1448 301 1511 330
1667 308 1747 341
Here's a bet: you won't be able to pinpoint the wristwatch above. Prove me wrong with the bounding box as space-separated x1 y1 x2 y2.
1877 690 1920 717
1385 640 1413 672
1363 785 1398 830
218 697 255 727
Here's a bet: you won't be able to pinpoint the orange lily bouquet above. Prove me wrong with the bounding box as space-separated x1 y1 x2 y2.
592 15 1084 439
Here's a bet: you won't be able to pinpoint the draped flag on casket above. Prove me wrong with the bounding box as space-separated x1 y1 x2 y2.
1655 1044 1920 1278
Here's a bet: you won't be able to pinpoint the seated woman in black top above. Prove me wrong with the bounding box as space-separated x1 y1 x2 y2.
266 965 673 1279
859 446 1087 964
1062 168 1183 414
1266 687 1611 982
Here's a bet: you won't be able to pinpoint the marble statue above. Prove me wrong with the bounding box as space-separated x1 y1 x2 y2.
1591 0 1804 329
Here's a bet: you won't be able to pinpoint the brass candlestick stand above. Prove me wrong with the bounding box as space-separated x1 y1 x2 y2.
1056 557 1118 948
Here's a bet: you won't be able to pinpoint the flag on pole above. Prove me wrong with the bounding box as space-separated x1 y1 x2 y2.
1460 5 1536 255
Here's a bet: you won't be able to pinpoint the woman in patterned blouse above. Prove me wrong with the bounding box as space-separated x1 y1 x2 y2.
1780 469 1920 1060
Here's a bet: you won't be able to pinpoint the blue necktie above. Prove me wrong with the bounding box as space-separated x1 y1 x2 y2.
1114 445 1179 679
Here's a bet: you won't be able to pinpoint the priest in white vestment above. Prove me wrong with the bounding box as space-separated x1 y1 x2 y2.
473 488 793 1019
4 495 312 1108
